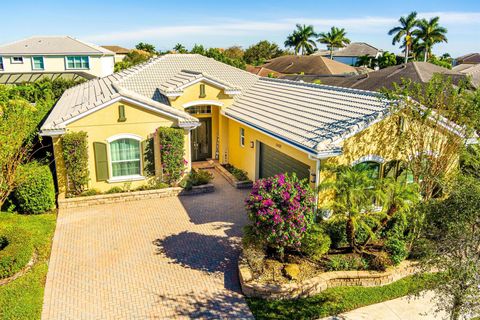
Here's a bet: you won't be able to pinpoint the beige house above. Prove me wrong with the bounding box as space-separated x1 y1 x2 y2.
0 36 115 83
101 46 131 63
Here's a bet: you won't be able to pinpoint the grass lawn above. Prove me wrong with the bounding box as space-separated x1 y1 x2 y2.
0 212 56 320
247 273 437 320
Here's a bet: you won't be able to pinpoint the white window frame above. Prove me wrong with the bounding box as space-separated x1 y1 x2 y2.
31 56 44 70
106 134 144 182
0 57 3 70
240 127 245 147
65 55 90 70
11 56 23 64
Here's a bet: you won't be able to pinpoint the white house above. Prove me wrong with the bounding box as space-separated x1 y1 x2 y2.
315 42 383 66
0 36 115 83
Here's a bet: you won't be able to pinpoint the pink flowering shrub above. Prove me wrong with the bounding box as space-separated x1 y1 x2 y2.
158 127 186 185
245 173 316 258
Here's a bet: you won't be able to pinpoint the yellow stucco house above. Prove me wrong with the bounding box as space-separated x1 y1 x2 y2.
39 54 456 197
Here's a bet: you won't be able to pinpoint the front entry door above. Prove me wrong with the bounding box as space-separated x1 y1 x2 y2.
191 118 212 161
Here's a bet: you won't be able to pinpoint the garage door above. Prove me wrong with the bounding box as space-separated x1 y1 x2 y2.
259 143 310 180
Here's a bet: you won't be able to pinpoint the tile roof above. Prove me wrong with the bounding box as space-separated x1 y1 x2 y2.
41 54 258 131
101 45 131 54
262 55 358 76
315 42 382 58
0 36 114 55
224 78 390 154
455 53 480 65
287 62 467 91
245 65 283 77
453 64 480 88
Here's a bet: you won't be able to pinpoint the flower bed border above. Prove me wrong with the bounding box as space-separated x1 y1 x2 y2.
239 254 418 300
0 251 37 286
58 184 214 209
210 160 253 189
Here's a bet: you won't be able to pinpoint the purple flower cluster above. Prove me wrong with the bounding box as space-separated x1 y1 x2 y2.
245 173 315 255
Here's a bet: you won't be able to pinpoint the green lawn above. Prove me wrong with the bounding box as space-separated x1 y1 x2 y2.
247 273 437 320
0 212 56 320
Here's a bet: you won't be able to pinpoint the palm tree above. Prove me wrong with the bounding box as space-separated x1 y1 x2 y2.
413 17 448 62
173 43 187 54
388 11 418 64
319 166 381 252
284 24 317 55
317 27 351 59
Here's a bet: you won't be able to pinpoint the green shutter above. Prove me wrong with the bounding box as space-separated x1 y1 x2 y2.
118 105 126 122
199 84 206 98
93 142 109 181
141 138 155 176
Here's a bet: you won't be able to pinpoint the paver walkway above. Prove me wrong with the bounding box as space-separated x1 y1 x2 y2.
42 170 254 319
321 291 447 320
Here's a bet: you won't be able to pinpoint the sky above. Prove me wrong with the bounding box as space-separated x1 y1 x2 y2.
1 0 479 57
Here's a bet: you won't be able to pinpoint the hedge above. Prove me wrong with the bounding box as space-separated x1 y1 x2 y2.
61 131 89 195
14 163 55 214
0 226 34 279
158 127 186 185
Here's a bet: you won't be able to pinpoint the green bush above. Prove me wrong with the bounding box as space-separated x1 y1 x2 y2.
181 169 213 190
134 180 169 191
79 189 101 197
158 127 186 185
0 227 34 279
385 237 408 265
368 252 393 271
61 131 89 195
324 219 347 249
325 254 368 271
105 186 124 194
14 163 55 214
223 164 249 181
301 224 331 261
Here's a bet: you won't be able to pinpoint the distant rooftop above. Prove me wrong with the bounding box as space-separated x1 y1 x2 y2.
455 53 480 65
101 45 131 54
315 42 382 58
262 55 358 76
0 36 114 55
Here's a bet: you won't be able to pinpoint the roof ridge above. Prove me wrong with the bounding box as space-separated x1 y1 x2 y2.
259 77 383 97
412 62 426 82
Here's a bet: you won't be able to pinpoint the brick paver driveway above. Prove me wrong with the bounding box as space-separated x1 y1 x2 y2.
42 170 254 319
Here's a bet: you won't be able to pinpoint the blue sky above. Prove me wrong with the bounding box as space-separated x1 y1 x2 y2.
2 0 479 56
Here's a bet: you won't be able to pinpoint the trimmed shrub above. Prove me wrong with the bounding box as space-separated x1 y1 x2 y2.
385 237 408 265
14 162 55 214
245 173 315 258
223 164 249 181
301 224 331 261
61 131 89 195
158 127 186 185
0 226 34 279
180 169 214 190
325 254 368 271
105 186 124 194
80 189 101 197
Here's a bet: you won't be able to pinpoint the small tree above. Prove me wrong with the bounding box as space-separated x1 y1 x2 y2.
61 131 89 195
244 40 285 65
418 176 480 320
158 127 186 185
135 42 156 55
384 75 480 200
245 173 315 260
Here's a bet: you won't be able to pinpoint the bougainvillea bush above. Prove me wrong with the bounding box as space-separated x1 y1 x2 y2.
158 127 186 185
245 173 316 259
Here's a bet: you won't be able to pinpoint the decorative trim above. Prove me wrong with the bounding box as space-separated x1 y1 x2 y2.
106 133 142 143
351 154 385 166
182 100 224 108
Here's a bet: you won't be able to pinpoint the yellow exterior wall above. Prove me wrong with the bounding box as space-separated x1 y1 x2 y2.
227 118 317 182
54 100 189 193
0 55 114 78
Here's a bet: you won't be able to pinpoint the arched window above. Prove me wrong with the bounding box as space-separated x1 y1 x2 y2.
353 161 381 179
110 138 141 178
383 160 414 183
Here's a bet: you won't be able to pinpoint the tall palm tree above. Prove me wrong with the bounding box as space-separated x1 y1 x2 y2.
317 27 351 59
413 17 448 62
388 11 418 64
173 43 187 54
284 24 317 55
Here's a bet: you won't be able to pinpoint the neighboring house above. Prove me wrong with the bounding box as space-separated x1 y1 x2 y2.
315 42 383 66
101 45 131 63
453 63 480 88
0 36 115 84
40 54 461 198
285 62 469 91
454 53 480 66
245 65 283 77
260 55 358 76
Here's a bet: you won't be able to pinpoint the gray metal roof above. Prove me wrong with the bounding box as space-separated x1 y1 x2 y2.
0 36 114 55
225 78 390 154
